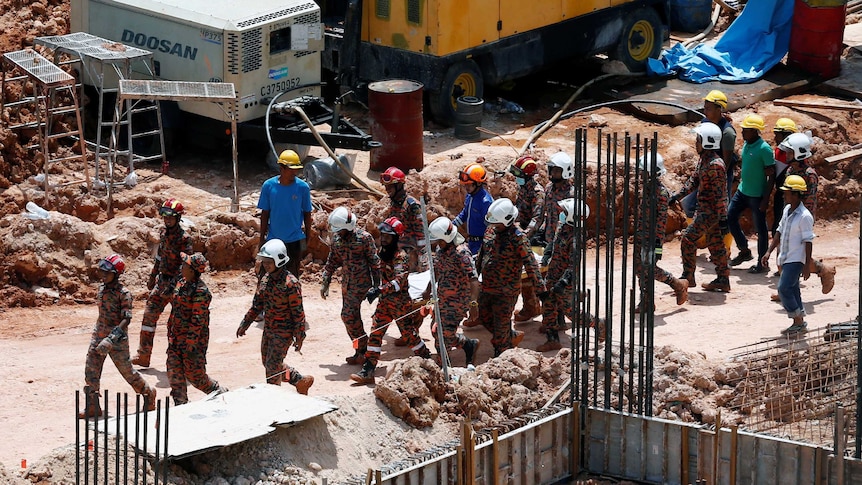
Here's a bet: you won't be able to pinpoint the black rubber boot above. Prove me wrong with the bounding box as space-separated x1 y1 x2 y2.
463 338 480 366
350 361 376 384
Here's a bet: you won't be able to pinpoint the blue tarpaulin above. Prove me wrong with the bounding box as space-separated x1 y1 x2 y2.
647 0 794 83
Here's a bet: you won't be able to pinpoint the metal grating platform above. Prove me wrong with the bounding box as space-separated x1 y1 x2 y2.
119 80 236 102
35 33 152 62
2 49 74 87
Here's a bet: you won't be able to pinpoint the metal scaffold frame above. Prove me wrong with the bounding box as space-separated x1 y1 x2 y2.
109 80 239 216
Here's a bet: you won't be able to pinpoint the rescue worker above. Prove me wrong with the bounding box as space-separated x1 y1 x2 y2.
540 152 575 267
132 198 193 368
727 114 775 274
379 166 426 344
509 155 546 322
682 90 738 217
536 198 587 351
669 122 731 292
779 133 836 294
633 154 689 312
422 217 481 366
320 207 381 365
81 255 156 418
237 239 314 395
761 175 815 335
166 252 227 405
477 198 546 357
351 217 432 384
770 118 798 239
453 161 494 255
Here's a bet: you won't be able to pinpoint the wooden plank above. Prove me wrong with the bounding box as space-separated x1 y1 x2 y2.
844 22 862 50
773 99 862 111
825 148 862 164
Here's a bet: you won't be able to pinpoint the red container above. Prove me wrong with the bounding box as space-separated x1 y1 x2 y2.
368 80 425 173
788 0 847 79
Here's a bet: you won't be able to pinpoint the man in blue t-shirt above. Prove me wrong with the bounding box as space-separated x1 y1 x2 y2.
453 160 494 255
727 114 775 274
258 149 314 277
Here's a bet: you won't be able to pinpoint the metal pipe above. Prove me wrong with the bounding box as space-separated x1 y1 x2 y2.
857 192 862 458
618 133 631 413
419 198 449 380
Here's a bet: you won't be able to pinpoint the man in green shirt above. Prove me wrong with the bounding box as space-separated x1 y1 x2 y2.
727 114 775 274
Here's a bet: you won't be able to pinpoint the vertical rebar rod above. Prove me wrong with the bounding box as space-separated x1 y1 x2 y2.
645 133 659 415
603 132 614 409
103 391 108 485
115 392 121 485
593 129 602 408
163 399 170 484
142 393 148 485
856 195 861 458
154 401 160 485
124 393 128 485
618 133 632 413
75 389 81 485
134 394 140 485
631 136 643 415
84 389 90 485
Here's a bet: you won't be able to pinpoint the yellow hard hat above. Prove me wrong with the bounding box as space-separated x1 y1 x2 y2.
773 118 797 133
703 90 728 109
278 149 303 169
781 174 807 192
740 114 765 132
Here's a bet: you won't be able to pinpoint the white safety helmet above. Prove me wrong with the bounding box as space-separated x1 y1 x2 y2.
558 198 590 225
638 153 666 176
779 132 813 161
428 217 465 245
485 198 519 226
693 122 722 151
328 206 357 232
257 239 289 268
548 152 574 179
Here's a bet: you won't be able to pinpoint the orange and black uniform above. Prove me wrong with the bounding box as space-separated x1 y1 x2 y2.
677 151 729 280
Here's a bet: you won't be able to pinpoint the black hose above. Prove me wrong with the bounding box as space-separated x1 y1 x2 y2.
531 99 705 137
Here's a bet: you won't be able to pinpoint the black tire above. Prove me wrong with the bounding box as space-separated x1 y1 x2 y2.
429 60 484 126
613 7 663 72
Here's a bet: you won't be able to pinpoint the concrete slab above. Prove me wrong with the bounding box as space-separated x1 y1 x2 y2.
98 383 338 460
843 22 862 52
601 64 815 125
818 56 862 100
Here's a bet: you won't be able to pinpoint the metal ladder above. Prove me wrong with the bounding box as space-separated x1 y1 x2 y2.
34 33 167 183
0 49 90 197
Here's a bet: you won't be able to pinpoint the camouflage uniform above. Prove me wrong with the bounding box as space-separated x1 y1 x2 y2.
541 181 574 264
677 152 729 280
787 163 818 220
384 192 427 334
477 225 546 356
541 222 577 330
137 223 193 361
322 229 381 352
365 249 429 366
84 279 149 396
515 178 545 237
634 181 676 292
166 277 221 405
239 266 308 386
431 242 478 349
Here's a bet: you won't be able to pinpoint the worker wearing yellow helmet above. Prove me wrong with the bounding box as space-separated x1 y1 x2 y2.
761 174 814 335
727 113 775 275
769 117 798 239
681 90 738 218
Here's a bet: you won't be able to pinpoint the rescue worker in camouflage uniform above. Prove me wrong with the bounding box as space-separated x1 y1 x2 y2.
509 155 546 323
422 217 481 366
536 198 591 351
540 152 575 267
237 239 314 395
166 252 227 405
669 123 731 292
321 206 381 366
453 161 494 255
379 166 426 344
778 133 836 294
351 217 431 385
477 198 546 357
633 154 689 313
80 255 156 419
132 198 193 368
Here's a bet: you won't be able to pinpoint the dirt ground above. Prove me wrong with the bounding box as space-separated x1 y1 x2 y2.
1 1 861 484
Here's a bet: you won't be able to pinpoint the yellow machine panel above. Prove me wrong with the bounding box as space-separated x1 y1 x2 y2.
563 0 612 19
499 0 561 37
364 0 429 52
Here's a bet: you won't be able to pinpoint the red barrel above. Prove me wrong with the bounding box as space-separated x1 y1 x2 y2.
368 80 424 172
788 0 847 79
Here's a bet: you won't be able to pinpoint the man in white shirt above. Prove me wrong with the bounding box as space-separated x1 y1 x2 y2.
762 175 814 335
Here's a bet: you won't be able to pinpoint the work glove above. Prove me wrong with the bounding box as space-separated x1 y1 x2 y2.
529 233 546 248
718 217 729 236
294 325 306 352
147 273 156 291
365 287 381 304
536 289 551 301
552 280 569 295
320 277 330 299
95 326 127 356
236 321 250 338
654 239 663 262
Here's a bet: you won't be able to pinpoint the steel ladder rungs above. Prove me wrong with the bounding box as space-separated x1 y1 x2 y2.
131 130 161 138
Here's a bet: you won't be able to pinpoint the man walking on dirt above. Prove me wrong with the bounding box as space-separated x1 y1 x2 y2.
81 255 157 418
761 175 815 335
670 122 731 293
166 252 227 405
237 239 314 395
258 149 314 278
453 160 494 255
132 198 193 368
321 206 381 366
509 155 546 323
